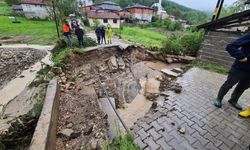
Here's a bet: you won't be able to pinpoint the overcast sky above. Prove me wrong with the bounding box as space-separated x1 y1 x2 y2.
170 0 238 11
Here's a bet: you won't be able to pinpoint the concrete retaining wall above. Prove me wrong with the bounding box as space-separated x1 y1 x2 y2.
198 31 242 68
29 79 59 150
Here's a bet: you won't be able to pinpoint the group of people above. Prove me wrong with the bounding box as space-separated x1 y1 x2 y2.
214 32 250 118
62 17 85 49
95 24 113 45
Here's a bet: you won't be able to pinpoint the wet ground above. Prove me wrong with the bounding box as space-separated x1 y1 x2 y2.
0 45 53 133
132 68 250 150
55 45 186 149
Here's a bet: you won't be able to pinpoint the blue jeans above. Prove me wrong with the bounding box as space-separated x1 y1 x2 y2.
66 34 72 48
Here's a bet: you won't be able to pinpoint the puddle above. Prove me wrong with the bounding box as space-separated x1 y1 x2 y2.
118 78 153 127
0 52 52 106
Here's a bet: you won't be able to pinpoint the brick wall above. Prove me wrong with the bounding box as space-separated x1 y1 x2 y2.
198 31 242 68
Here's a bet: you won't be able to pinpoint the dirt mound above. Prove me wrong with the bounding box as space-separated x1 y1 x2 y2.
0 47 47 89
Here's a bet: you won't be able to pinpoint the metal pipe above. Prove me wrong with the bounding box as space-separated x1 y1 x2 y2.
92 66 130 133
216 0 224 20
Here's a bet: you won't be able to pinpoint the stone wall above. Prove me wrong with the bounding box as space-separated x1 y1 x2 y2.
198 31 242 68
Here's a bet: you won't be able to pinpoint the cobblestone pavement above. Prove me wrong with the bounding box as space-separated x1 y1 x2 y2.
132 68 250 150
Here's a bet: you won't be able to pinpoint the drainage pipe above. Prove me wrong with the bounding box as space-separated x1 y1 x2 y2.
91 66 130 133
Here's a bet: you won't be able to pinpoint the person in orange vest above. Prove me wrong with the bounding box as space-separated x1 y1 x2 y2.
62 20 72 49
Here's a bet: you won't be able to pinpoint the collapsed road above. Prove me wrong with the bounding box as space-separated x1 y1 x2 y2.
55 45 192 149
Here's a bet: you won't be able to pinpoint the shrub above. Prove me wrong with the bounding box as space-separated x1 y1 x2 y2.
180 30 204 56
161 30 204 56
161 36 183 55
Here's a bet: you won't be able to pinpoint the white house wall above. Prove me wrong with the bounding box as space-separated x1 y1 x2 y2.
89 18 120 28
131 13 152 22
21 4 51 19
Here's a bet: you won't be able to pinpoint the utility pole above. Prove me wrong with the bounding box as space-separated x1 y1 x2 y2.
216 0 224 20
211 0 221 21
52 0 60 39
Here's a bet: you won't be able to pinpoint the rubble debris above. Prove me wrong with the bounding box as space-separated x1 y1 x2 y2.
118 57 126 70
58 129 74 138
166 57 173 64
83 124 94 135
178 127 186 134
168 84 182 94
161 69 180 78
145 78 160 101
87 138 98 150
108 56 118 71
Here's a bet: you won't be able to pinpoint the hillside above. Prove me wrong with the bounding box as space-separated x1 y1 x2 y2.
94 0 210 25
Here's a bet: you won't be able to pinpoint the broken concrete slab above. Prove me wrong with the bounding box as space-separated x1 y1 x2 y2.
161 69 180 78
172 68 184 74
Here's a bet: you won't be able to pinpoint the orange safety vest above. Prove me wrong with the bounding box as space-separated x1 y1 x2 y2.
62 23 70 33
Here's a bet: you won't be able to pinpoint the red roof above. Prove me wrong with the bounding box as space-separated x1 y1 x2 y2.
87 11 120 19
21 0 48 5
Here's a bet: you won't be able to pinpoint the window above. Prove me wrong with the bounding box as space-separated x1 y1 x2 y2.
113 19 117 24
103 19 108 23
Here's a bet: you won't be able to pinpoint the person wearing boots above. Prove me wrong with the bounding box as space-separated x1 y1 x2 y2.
95 26 101 45
214 32 250 110
106 24 113 44
239 107 250 117
100 26 106 44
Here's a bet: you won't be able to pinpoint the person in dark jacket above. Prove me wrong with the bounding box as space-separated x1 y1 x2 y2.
100 26 106 44
75 26 84 47
214 32 250 110
95 27 101 45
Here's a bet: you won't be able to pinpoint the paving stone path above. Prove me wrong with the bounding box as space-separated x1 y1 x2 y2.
132 68 250 150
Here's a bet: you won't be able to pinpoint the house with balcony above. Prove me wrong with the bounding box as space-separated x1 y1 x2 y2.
124 4 153 22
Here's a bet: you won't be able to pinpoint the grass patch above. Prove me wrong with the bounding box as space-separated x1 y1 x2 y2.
27 84 47 117
187 62 229 74
0 16 57 45
0 0 11 15
113 27 167 48
52 48 70 66
103 133 140 150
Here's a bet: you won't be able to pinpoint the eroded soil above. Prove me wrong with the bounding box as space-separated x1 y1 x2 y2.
55 45 186 149
0 47 47 89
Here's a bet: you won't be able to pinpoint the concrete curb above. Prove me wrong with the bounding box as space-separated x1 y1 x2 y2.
29 79 59 150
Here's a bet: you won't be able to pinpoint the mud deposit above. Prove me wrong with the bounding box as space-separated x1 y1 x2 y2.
0 47 47 89
56 46 184 149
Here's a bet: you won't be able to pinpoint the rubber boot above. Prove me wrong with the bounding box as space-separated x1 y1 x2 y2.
214 87 228 108
228 85 244 110
239 107 250 118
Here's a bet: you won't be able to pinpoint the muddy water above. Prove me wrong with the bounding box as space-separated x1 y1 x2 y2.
0 53 52 106
143 61 184 71
118 78 153 127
